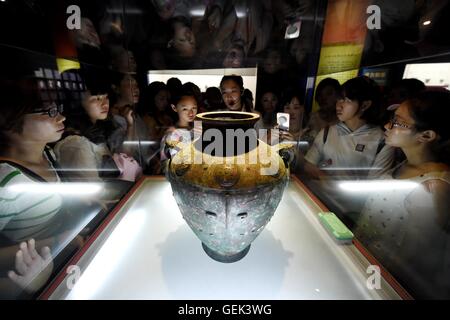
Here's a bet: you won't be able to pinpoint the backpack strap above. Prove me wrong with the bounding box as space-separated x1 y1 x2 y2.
44 146 67 181
376 139 385 155
323 126 330 144
44 147 57 167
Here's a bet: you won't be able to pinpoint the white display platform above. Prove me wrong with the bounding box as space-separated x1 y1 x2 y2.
48 178 400 300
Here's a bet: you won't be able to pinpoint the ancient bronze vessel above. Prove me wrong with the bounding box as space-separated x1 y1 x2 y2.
166 111 291 262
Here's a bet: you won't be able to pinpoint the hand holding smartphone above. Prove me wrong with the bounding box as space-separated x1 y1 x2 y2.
277 112 290 132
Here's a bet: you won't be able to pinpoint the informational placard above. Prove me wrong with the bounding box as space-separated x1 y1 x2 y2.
317 44 365 77
362 68 390 86
312 0 369 112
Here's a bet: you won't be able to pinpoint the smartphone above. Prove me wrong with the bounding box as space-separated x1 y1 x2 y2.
277 112 290 131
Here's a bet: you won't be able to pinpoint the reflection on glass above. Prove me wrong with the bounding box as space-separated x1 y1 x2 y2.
0 0 449 300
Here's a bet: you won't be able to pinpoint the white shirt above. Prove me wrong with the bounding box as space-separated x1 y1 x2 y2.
355 165 450 298
305 122 394 178
0 156 63 242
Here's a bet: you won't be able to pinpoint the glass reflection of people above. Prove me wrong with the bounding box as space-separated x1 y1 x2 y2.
209 0 273 56
355 91 450 299
71 17 101 49
167 16 196 58
109 46 137 74
151 0 178 21
222 44 245 68
69 16 107 67
166 16 199 68
257 48 289 97
0 79 66 297
111 73 153 168
111 73 140 116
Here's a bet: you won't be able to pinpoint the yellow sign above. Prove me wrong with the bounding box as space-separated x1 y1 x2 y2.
56 58 80 74
312 43 364 112
317 43 364 76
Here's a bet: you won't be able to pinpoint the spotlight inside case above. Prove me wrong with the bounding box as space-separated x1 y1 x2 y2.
285 20 301 39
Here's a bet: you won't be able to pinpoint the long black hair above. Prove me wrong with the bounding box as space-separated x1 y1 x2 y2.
62 66 120 149
342 76 382 125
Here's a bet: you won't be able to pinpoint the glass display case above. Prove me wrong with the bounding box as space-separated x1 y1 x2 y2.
0 0 449 300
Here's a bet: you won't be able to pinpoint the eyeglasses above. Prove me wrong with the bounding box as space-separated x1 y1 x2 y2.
29 103 64 118
387 116 414 130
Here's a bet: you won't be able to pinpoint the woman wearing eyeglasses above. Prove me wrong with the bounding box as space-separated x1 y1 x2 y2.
355 91 450 299
0 78 65 297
